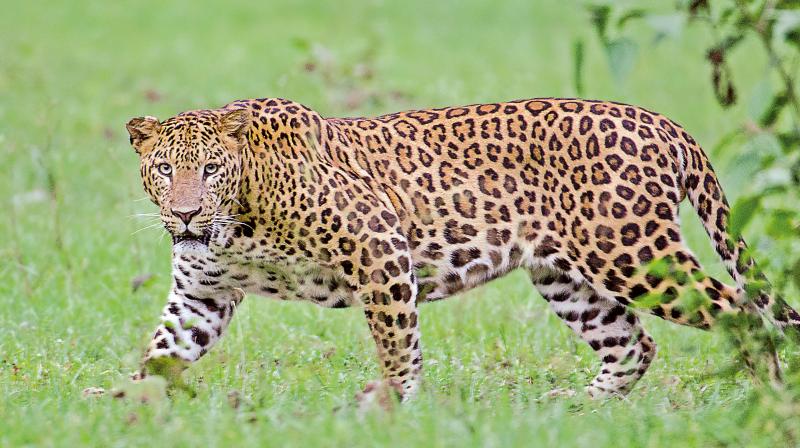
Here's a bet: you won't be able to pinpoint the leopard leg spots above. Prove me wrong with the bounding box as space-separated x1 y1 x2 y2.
138 287 244 383
359 274 422 401
529 269 656 397
336 228 423 402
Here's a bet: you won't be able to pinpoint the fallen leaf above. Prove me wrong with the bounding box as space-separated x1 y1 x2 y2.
125 412 139 425
227 390 241 409
543 387 577 399
82 387 106 398
144 89 162 103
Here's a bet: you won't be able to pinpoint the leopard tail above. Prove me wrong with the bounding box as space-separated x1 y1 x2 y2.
679 134 800 329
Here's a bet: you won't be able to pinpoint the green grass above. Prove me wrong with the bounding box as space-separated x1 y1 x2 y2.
0 1 792 446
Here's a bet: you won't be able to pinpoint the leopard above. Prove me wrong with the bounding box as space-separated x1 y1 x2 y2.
125 97 800 401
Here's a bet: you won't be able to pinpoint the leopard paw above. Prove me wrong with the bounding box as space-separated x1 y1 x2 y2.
354 379 404 412
541 387 577 399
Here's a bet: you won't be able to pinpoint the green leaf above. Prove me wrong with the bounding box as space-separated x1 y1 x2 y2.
644 256 673 280
730 194 763 238
710 128 745 157
678 289 710 315
691 269 707 282
708 60 737 107
744 279 770 299
746 77 773 124
182 318 199 330
716 6 737 25
617 9 647 29
774 9 800 50
688 0 709 16
143 357 195 396
790 258 800 292
605 38 638 84
588 4 612 44
645 14 685 40
780 131 800 151
742 133 783 163
673 268 690 286
632 291 666 309
724 152 761 195
765 208 797 240
573 39 585 97
760 93 789 128
786 28 800 50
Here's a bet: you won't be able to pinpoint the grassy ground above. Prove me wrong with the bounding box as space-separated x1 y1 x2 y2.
0 1 790 446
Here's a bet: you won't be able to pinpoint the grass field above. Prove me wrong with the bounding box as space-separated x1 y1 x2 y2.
0 1 794 446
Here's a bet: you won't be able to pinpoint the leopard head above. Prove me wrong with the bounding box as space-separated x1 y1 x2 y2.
125 108 249 246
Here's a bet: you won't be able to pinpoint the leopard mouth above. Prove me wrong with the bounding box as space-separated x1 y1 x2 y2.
173 231 211 246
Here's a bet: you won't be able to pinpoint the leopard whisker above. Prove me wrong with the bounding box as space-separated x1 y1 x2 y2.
131 222 166 236
215 218 253 232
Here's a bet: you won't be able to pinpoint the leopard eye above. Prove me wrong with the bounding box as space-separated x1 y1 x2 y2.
157 163 172 176
204 163 220 176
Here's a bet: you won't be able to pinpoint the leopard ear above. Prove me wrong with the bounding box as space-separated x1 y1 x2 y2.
219 109 250 141
125 116 161 155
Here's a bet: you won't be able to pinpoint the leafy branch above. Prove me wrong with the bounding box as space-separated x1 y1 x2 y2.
584 0 800 442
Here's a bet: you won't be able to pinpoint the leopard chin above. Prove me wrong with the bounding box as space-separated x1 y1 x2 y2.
172 231 211 247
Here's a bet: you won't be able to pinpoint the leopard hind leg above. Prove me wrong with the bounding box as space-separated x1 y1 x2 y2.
528 267 657 397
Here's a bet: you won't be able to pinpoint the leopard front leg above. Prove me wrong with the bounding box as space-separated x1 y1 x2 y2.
359 270 422 403
333 224 422 403
135 285 244 389
301 163 423 404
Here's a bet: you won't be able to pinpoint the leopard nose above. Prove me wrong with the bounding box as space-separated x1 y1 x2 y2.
171 207 202 225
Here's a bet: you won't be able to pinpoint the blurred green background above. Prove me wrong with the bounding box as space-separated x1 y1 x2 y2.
0 0 793 446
